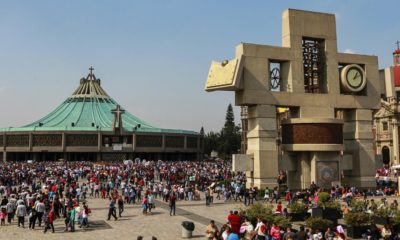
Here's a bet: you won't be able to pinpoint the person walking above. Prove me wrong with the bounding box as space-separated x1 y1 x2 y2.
254 217 266 240
6 200 15 224
80 202 90 228
15 202 27 228
28 207 37 229
107 198 117 221
43 209 55 233
35 199 45 227
205 220 219 240
68 205 77 232
117 196 124 217
169 193 176 216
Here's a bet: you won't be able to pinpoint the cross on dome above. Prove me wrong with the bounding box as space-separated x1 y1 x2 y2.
111 105 125 133
87 66 96 81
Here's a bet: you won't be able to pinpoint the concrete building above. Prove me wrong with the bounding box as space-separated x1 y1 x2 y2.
205 9 381 189
0 68 202 162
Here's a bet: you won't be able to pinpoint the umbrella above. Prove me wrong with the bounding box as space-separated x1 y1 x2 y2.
124 160 133 165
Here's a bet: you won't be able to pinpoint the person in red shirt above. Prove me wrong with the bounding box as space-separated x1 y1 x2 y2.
228 211 241 234
44 209 55 233
275 201 283 214
269 223 281 240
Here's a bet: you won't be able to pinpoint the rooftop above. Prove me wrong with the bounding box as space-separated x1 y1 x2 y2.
1 67 197 135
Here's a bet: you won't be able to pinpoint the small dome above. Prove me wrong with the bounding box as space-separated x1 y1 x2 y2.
393 49 400 55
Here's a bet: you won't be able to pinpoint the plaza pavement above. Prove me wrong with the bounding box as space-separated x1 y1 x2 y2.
0 194 244 240
1 192 396 240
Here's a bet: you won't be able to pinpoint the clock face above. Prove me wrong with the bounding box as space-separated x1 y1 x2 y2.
346 67 363 88
340 64 366 93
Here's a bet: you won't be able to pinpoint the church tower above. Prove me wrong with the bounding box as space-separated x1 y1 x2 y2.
393 41 400 89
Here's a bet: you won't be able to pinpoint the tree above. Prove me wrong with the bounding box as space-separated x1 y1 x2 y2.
219 104 241 158
203 131 220 156
202 104 241 159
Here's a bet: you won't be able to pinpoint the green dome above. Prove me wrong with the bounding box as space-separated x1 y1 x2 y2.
1 68 196 135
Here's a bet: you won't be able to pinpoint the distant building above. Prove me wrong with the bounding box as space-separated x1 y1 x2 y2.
0 68 201 162
374 43 400 166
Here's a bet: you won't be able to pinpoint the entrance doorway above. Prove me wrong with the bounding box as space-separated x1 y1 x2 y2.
382 146 390 164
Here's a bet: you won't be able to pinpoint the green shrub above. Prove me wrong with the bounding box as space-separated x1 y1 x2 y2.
242 203 291 228
305 217 333 231
241 203 274 223
317 192 330 205
288 201 307 213
391 211 400 227
258 188 266 198
350 199 365 213
344 212 373 227
374 207 391 218
317 192 340 210
323 200 341 211
273 215 292 229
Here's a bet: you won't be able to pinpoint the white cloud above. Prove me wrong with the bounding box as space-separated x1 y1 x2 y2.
344 49 355 54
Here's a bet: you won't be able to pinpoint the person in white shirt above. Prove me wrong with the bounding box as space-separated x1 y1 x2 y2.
15 202 27 228
35 199 45 227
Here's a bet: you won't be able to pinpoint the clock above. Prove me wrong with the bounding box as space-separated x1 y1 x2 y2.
340 64 366 93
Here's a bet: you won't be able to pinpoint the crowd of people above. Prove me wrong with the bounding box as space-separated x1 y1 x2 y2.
0 159 244 234
1 159 400 239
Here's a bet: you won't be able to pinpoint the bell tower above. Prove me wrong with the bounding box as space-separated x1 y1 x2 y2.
393 41 400 66
205 9 381 189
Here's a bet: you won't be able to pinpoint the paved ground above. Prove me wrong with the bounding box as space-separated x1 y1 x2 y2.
1 193 397 240
0 194 244 240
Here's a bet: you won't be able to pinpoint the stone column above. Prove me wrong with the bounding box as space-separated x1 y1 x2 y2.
392 119 399 165
299 152 311 189
132 133 136 151
246 105 278 188
162 135 166 151
2 151 6 162
343 109 376 187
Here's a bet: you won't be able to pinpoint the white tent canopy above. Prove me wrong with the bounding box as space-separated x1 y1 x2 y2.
391 164 400 170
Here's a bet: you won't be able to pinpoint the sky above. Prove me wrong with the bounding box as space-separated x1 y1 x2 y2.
0 0 398 132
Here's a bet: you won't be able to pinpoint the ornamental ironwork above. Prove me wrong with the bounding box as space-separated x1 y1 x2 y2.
270 67 280 90
186 137 198 149
66 134 98 146
33 134 62 147
166 136 184 148
136 135 162 148
6 135 29 147
302 38 325 93
0 135 3 147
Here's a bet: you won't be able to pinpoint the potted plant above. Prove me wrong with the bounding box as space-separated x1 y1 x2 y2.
344 212 373 238
311 192 341 225
242 203 292 229
390 210 400 233
305 217 333 232
373 207 391 225
288 201 310 221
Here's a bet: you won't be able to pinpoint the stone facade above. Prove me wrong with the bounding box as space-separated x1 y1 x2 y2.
373 46 400 166
205 9 380 189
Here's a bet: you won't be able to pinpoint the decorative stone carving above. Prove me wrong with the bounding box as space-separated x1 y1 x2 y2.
282 123 343 144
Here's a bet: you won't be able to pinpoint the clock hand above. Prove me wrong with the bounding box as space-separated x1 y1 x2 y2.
353 72 359 80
